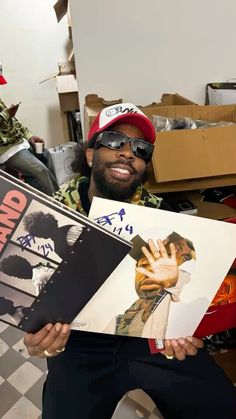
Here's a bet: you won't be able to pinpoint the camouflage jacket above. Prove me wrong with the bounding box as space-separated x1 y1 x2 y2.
54 176 163 215
0 98 32 156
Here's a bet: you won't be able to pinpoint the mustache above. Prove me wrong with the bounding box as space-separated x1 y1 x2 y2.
106 159 137 174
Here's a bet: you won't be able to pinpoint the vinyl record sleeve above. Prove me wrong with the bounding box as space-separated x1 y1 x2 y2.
0 171 131 332
76 197 236 340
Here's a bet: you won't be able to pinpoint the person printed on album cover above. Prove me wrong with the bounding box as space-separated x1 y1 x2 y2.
105 232 196 339
0 255 55 295
0 296 31 325
23 211 83 259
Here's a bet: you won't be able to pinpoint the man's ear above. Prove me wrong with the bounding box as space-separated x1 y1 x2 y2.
85 148 94 167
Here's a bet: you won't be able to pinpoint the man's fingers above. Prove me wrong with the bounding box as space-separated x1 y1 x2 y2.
162 337 203 362
23 323 53 348
157 239 168 259
186 336 204 348
148 239 160 259
169 243 177 260
178 338 198 356
42 324 71 356
177 337 203 356
141 246 154 264
170 339 186 361
162 339 174 359
24 323 70 357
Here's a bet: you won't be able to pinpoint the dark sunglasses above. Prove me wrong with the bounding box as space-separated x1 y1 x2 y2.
94 131 154 163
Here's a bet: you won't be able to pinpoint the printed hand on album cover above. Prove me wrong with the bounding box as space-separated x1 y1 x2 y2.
136 239 178 292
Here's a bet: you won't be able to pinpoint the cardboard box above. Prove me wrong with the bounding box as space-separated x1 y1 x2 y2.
142 104 236 183
58 61 75 75
56 74 79 112
145 172 236 195
207 82 236 105
54 0 68 22
142 93 196 108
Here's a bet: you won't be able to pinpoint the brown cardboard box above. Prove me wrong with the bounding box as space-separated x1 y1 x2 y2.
56 74 79 112
54 0 68 22
58 61 76 75
159 93 197 105
142 104 236 183
141 93 196 108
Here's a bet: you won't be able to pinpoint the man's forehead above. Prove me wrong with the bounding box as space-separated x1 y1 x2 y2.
108 123 145 138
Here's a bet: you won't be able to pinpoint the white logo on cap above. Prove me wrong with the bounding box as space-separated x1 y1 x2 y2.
105 105 138 118
99 103 145 129
105 106 123 117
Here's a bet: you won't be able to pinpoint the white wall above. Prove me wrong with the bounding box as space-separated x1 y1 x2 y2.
70 0 236 135
0 0 68 147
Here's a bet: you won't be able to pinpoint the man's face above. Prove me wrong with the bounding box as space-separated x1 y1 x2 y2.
135 256 157 298
86 124 148 201
164 237 193 265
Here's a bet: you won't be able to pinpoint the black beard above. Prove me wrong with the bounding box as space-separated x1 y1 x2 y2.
92 158 146 201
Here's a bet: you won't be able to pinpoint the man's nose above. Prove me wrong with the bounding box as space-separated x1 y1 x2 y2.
116 143 135 159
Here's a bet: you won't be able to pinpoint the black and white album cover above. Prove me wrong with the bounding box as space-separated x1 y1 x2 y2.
0 171 131 332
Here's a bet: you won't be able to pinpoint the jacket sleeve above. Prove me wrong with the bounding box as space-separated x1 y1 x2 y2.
0 99 33 145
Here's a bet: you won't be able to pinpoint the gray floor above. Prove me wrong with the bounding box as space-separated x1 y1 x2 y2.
0 322 163 419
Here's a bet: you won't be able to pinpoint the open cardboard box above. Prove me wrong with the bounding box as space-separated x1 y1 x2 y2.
143 104 236 183
206 82 236 106
56 74 79 112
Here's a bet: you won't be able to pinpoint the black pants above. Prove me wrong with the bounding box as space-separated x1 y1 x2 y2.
43 331 236 419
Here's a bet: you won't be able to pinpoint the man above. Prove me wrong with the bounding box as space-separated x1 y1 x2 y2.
0 63 58 195
105 233 195 338
23 103 236 419
0 254 55 295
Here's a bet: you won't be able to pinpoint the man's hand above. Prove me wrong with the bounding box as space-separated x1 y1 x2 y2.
29 135 45 146
7 103 21 118
162 336 204 361
23 323 71 358
136 239 179 290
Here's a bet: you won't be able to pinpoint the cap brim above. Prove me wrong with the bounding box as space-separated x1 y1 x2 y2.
88 112 156 144
0 75 7 85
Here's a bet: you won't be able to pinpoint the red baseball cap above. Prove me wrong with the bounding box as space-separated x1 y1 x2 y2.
87 103 156 144
0 63 7 85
